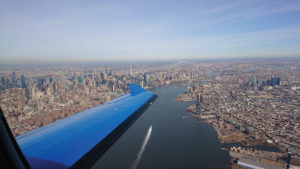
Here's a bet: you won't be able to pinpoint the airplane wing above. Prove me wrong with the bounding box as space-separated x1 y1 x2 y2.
16 84 156 169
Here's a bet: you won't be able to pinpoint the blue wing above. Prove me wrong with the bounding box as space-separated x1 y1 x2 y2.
16 84 156 169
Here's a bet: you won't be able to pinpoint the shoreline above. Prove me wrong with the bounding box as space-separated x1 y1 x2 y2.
185 108 288 168
174 83 292 168
174 83 282 152
185 107 281 151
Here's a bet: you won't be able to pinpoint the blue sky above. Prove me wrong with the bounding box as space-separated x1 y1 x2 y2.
1 0 300 62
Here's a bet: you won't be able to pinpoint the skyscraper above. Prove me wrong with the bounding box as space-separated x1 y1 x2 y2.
78 76 83 83
12 72 16 87
271 77 275 86
21 75 26 89
25 88 30 101
37 78 45 91
271 77 280 86
1 77 5 88
252 77 257 89
5 77 10 88
196 91 203 115
276 77 281 85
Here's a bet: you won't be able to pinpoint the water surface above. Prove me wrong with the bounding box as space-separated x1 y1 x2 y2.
92 85 231 169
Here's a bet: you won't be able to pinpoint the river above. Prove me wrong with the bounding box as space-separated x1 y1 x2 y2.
92 85 231 169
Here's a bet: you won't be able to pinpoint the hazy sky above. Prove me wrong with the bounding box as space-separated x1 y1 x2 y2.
1 0 300 62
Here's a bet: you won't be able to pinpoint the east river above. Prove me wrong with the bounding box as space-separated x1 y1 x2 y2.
92 85 232 169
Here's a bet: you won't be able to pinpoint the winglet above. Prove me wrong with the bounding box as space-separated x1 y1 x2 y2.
129 84 146 95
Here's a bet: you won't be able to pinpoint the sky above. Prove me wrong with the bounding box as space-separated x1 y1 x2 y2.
1 0 300 63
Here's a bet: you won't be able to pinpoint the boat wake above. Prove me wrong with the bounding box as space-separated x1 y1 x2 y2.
130 125 152 169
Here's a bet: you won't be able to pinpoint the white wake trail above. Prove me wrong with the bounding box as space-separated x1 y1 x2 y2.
131 125 152 169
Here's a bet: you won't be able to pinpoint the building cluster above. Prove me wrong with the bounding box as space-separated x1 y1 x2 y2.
175 61 299 166
196 62 300 163
0 63 196 136
0 60 299 167
248 76 281 90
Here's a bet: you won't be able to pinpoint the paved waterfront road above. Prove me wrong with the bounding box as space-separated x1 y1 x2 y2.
92 85 231 169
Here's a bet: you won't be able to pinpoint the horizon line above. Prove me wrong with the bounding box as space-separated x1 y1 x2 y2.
0 55 299 65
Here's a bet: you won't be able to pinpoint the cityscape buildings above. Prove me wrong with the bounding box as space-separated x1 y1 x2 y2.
0 59 299 168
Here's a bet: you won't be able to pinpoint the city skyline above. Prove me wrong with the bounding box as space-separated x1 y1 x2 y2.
1 0 300 63
1 59 299 168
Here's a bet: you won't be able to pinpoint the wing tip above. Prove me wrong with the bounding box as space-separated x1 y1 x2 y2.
129 84 146 95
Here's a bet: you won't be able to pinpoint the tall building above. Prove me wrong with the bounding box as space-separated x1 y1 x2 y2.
271 77 275 86
276 77 281 85
77 76 83 83
271 77 280 86
190 72 193 79
11 72 17 87
5 77 10 88
21 75 26 89
25 88 30 101
267 79 271 86
144 74 148 86
251 77 257 89
37 78 46 91
196 91 203 115
1 77 5 88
